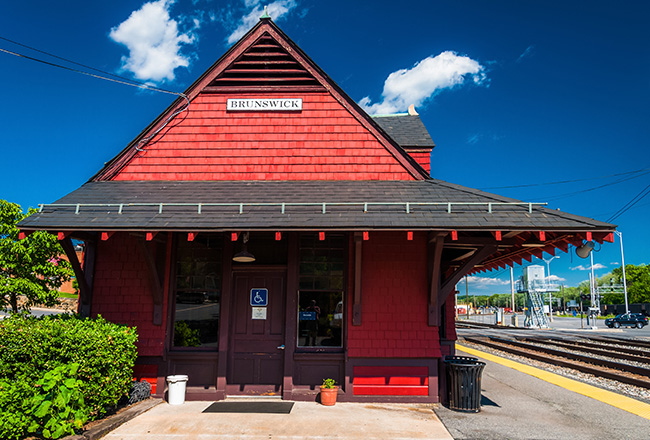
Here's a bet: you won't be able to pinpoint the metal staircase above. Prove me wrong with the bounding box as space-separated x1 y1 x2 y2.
527 290 549 328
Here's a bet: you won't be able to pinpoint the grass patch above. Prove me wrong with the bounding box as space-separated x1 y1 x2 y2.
57 292 78 299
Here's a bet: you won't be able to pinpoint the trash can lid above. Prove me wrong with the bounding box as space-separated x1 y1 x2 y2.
166 375 189 383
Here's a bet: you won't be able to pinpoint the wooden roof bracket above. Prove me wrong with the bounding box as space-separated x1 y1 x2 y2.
438 245 498 307
59 234 96 317
428 232 447 327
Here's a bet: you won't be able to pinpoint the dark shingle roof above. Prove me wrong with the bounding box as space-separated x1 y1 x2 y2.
18 180 614 232
372 115 435 148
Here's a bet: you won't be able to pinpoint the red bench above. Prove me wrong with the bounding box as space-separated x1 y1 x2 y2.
353 366 429 396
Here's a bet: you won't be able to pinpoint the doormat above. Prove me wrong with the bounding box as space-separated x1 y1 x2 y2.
202 401 294 414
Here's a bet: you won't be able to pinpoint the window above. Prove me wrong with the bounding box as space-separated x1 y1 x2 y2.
173 233 222 348
297 233 345 348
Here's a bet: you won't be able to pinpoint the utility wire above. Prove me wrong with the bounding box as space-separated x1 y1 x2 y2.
540 171 650 202
0 35 162 92
0 46 182 97
0 41 191 152
481 166 650 190
606 183 650 223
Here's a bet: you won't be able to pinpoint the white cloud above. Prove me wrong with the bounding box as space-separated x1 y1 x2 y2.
226 0 297 44
109 0 198 83
571 263 607 271
359 51 486 115
547 274 566 282
465 276 510 287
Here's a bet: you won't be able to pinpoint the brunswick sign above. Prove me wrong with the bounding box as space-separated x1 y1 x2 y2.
227 98 303 111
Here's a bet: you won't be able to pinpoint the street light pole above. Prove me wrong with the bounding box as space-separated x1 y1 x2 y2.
543 256 560 321
615 231 629 314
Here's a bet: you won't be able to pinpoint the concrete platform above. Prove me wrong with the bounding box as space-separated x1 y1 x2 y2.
101 399 453 440
435 345 650 439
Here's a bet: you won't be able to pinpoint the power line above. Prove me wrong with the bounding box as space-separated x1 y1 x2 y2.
0 35 156 90
481 166 650 190
607 183 650 223
0 40 191 152
0 43 181 97
540 171 650 202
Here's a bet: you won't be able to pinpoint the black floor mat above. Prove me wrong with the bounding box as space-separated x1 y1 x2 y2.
202 401 294 414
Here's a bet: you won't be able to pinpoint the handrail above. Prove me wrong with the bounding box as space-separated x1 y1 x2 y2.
38 201 547 215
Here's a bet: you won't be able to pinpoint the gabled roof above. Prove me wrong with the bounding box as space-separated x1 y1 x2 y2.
373 114 435 149
92 17 429 182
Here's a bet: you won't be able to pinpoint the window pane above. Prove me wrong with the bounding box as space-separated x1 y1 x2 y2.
298 291 343 347
173 233 222 349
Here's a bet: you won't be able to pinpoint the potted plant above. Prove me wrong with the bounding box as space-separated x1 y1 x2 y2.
320 378 338 406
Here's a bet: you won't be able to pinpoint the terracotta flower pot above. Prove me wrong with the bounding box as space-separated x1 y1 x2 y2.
320 385 339 406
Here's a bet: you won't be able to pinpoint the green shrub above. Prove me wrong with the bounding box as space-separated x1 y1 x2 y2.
0 314 138 438
25 363 89 439
0 379 32 440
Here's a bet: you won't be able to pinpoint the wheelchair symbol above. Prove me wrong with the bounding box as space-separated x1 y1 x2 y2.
250 288 268 306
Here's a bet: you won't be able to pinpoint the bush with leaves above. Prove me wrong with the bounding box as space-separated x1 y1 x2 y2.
0 314 138 438
25 363 89 439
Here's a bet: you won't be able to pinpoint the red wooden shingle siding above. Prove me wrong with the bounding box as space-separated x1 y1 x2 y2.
91 233 167 357
405 151 431 174
347 232 442 358
112 93 415 181
353 366 429 396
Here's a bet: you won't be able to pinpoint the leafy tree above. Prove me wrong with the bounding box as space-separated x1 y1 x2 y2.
0 200 73 313
611 264 650 304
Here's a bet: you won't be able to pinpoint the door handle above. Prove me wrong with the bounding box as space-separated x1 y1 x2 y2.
277 345 285 350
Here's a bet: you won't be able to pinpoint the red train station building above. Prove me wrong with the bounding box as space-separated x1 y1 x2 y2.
20 17 614 403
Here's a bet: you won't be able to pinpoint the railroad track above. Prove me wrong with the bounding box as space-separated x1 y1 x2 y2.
461 335 650 390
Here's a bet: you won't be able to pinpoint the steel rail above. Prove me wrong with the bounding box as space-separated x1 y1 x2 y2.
488 336 650 376
522 338 650 365
463 336 650 390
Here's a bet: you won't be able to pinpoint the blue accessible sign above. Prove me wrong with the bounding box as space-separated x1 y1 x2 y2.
250 288 268 307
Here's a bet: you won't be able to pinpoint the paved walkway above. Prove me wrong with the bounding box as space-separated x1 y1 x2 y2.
102 400 453 440
434 345 650 439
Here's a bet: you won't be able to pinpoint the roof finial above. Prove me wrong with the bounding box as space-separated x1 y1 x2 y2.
260 5 271 20
407 104 419 116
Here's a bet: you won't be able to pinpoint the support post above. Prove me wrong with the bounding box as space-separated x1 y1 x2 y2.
353 232 363 325
137 238 164 325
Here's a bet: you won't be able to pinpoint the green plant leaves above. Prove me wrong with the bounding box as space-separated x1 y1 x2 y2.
0 315 138 439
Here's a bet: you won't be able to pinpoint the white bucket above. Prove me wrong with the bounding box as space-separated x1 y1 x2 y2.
166 375 189 405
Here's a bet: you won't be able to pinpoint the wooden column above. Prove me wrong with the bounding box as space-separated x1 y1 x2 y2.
282 232 299 400
216 236 234 400
137 237 165 325
353 232 363 325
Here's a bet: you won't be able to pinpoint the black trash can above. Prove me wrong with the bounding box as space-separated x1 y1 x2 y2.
445 359 486 412
444 355 478 363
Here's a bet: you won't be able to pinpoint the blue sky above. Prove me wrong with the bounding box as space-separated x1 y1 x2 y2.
1 1 649 294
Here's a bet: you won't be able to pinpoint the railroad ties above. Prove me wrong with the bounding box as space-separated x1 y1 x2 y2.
460 333 650 390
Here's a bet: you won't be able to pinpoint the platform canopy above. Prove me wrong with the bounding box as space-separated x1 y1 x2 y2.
19 179 615 274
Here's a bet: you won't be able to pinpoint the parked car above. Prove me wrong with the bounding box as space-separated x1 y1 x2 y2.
605 313 649 329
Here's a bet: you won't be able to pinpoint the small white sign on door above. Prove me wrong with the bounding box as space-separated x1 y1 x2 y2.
252 307 267 320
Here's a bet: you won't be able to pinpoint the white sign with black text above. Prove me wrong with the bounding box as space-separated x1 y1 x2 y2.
251 307 267 320
227 98 302 111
